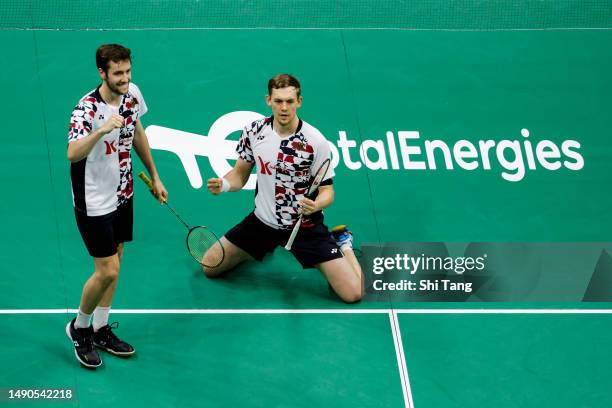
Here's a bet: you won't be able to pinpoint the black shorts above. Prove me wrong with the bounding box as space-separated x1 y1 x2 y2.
225 212 343 269
74 199 133 258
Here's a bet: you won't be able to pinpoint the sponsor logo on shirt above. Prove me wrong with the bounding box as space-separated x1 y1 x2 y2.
257 156 273 175
104 140 118 155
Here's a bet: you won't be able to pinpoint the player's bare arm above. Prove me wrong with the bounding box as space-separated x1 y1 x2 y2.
67 114 123 162
207 158 254 195
299 185 334 216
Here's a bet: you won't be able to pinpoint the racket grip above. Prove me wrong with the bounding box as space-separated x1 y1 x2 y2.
138 171 154 190
284 217 302 250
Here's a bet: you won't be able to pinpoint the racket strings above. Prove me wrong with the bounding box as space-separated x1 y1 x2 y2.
187 227 223 267
312 160 330 186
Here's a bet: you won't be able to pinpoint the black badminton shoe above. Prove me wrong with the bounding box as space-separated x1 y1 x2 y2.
66 318 102 368
93 322 135 357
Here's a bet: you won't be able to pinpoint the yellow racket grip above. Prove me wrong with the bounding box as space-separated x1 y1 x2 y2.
138 171 154 190
138 171 168 204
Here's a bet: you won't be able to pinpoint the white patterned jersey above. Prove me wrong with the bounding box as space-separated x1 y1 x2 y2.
236 117 334 230
68 83 147 216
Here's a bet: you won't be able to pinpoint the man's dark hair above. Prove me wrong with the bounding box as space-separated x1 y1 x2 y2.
96 44 131 73
268 74 301 97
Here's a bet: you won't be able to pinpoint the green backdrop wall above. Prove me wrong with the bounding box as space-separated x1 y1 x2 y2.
1 1 611 308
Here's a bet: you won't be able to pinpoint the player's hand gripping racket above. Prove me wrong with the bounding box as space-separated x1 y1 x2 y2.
138 172 225 268
284 158 331 250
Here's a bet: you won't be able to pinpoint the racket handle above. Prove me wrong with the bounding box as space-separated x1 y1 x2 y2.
138 171 154 190
284 217 303 250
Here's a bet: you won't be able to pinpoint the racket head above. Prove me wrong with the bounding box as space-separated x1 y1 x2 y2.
186 226 225 268
306 158 331 196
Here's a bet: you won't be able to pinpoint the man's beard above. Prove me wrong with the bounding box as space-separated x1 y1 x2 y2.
108 81 128 95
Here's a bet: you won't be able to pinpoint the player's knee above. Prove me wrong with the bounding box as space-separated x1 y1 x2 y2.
338 279 363 303
202 265 222 278
201 247 225 278
100 268 119 285
340 288 363 304
97 260 120 284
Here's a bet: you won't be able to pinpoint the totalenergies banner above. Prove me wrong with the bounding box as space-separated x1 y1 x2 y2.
146 113 584 187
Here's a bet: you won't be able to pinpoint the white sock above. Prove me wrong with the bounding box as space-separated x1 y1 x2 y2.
74 309 92 329
93 306 111 332
340 242 352 252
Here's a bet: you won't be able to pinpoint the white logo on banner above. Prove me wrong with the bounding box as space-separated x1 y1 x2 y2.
146 111 264 190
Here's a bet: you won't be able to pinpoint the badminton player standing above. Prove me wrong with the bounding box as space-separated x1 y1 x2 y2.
65 44 167 368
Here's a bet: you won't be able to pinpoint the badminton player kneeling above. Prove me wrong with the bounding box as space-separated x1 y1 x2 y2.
204 74 362 303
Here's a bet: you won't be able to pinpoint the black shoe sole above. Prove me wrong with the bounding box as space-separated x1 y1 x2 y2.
65 321 102 368
93 342 136 357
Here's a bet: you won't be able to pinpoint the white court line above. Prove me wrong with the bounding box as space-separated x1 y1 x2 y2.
389 310 414 408
3 27 612 32
0 309 388 314
2 309 612 314
396 309 612 314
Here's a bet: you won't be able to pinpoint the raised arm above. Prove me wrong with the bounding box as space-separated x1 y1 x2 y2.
207 159 254 195
67 114 123 162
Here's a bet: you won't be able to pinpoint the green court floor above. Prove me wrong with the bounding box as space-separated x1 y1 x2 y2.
2 309 612 407
400 313 612 407
1 313 404 407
